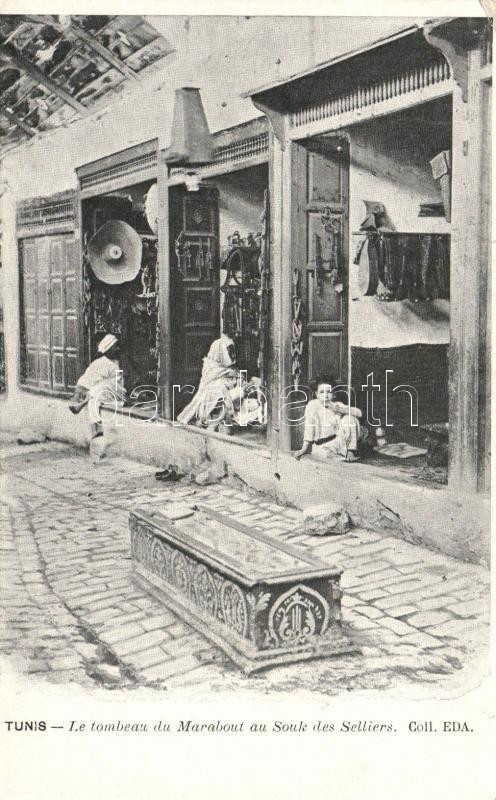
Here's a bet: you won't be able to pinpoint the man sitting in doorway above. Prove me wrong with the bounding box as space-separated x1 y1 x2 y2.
177 334 264 432
294 375 363 462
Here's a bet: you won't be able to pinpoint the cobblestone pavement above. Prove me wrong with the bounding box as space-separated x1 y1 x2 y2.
0 440 490 696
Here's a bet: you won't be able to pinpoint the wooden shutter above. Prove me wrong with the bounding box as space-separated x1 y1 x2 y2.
20 232 80 396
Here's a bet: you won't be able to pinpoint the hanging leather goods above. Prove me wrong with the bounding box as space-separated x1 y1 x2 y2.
315 233 325 297
205 237 213 282
353 236 367 265
82 245 92 330
376 233 394 301
258 189 270 386
430 150 451 222
382 233 395 294
395 234 413 301
360 200 386 231
409 236 423 303
291 268 304 388
357 233 379 296
419 235 434 301
434 235 450 299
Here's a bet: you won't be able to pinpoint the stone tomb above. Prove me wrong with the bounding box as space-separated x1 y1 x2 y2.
130 502 356 674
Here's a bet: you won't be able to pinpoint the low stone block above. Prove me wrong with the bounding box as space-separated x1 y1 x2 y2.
295 503 351 537
17 428 47 444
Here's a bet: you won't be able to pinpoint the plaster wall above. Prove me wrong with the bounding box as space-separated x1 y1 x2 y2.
346 111 451 350
217 168 267 249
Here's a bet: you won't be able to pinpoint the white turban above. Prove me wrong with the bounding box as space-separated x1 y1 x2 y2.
98 334 118 354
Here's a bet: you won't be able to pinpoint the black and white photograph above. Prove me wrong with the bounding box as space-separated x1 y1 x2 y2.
0 3 492 798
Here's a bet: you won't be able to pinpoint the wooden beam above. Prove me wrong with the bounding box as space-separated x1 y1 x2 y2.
22 14 139 81
157 150 172 419
288 80 452 141
0 106 35 136
447 48 484 492
0 44 88 115
68 22 140 82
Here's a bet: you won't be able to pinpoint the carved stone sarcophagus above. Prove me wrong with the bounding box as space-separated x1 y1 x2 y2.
130 502 355 674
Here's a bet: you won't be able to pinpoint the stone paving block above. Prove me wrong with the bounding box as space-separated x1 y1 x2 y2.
100 622 145 644
423 619 484 639
125 647 170 669
407 611 453 629
345 612 378 631
84 607 123 626
378 617 417 636
387 605 418 619
400 631 445 650
372 629 404 646
51 654 84 671
26 660 50 673
386 550 425 565
104 578 133 590
162 634 211 659
374 594 417 611
140 654 200 682
141 612 179 631
446 599 489 618
133 597 156 610
385 579 422 595
230 502 255 514
165 663 223 690
344 541 393 559
63 585 105 601
356 588 390 602
24 584 51 598
73 642 100 660
429 578 471 596
354 605 384 620
80 595 126 613
112 629 170 657
345 530 383 545
166 621 194 639
341 594 361 607
345 568 404 591
113 610 149 625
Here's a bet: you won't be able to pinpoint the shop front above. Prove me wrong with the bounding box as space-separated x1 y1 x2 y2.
244 18 491 560
4 16 491 563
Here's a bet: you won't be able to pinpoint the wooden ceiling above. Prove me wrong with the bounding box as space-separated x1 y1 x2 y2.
0 15 174 152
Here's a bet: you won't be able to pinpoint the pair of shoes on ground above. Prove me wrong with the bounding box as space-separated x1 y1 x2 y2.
155 464 183 482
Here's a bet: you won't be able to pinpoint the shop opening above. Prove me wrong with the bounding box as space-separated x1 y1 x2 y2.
346 96 452 484
171 162 270 444
290 97 452 484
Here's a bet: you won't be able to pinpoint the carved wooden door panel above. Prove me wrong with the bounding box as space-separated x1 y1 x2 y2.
20 233 80 395
291 137 349 446
169 186 220 413
49 235 80 393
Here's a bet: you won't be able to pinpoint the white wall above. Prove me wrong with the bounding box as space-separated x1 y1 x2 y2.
346 108 451 349
217 167 267 249
216 165 267 334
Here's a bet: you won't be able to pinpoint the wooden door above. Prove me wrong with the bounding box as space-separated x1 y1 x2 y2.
169 186 220 413
20 233 80 395
291 137 349 446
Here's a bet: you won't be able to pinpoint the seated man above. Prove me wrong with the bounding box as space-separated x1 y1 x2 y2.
177 335 264 431
69 333 125 439
294 376 363 462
